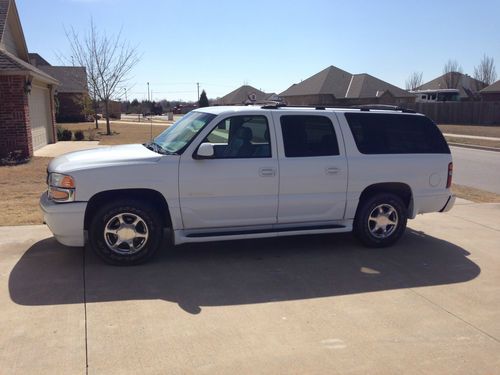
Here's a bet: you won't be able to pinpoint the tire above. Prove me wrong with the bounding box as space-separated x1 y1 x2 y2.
353 193 407 248
89 199 163 265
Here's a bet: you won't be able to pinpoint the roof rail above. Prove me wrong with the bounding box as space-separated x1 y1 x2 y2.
260 103 327 110
353 104 416 113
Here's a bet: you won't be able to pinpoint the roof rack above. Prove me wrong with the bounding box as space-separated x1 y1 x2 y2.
353 104 416 113
259 103 416 113
260 103 327 110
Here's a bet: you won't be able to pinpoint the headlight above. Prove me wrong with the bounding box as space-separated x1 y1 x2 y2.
47 173 75 202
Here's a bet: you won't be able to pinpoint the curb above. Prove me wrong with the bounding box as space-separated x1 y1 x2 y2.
448 142 500 152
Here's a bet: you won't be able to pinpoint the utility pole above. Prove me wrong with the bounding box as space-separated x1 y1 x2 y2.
147 82 152 140
197 82 200 101
124 88 128 101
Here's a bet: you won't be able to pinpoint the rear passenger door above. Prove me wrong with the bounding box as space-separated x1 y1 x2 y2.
272 113 348 224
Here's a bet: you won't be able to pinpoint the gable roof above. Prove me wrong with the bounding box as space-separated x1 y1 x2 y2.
417 72 486 97
0 0 28 61
346 73 414 98
280 65 413 98
28 52 50 67
480 80 500 94
217 85 272 105
38 65 87 93
0 47 58 84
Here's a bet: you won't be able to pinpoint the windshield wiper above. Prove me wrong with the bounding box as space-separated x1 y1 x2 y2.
143 141 174 155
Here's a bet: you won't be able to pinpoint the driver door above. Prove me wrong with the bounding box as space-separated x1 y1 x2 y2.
178 114 279 229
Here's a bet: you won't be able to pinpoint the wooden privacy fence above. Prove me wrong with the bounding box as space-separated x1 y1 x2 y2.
405 102 500 125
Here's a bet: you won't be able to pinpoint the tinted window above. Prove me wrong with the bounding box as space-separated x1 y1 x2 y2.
281 115 340 157
203 115 271 158
345 113 450 154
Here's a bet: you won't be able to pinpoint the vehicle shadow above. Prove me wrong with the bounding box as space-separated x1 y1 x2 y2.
9 230 480 314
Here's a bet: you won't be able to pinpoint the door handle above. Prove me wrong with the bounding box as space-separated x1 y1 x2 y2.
326 167 341 175
259 168 276 177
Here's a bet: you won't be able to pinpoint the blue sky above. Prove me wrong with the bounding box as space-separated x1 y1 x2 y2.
17 0 500 102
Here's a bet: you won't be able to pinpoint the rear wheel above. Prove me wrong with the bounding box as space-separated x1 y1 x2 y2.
354 193 407 247
89 200 163 265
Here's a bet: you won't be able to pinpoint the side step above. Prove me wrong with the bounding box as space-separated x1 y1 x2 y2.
186 224 345 238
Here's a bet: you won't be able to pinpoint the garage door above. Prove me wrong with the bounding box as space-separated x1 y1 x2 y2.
29 85 52 150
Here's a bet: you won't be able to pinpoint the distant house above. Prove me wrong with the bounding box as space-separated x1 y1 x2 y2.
279 66 415 106
99 100 122 119
29 53 89 122
0 0 59 157
216 85 279 105
417 72 486 100
479 80 500 102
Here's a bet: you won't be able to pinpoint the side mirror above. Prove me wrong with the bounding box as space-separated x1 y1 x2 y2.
195 143 214 159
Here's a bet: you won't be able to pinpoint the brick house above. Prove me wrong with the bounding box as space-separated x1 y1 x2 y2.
280 66 415 107
29 53 89 122
480 80 500 101
0 0 58 158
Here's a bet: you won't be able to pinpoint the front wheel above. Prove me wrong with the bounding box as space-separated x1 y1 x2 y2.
354 193 407 248
89 200 163 265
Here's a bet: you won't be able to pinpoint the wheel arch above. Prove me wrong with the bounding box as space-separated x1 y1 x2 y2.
356 182 413 218
83 188 172 230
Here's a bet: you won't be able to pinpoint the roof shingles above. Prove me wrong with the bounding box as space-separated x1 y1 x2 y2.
0 0 9 43
0 48 59 84
38 65 87 93
280 66 413 98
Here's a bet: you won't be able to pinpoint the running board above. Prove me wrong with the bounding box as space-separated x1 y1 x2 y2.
186 224 345 238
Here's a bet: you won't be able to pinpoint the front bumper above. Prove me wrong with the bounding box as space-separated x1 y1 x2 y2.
39 193 87 247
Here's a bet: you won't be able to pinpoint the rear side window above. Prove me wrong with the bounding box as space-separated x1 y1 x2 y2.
280 115 340 157
345 113 450 154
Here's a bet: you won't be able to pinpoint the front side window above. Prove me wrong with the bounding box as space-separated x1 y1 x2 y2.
280 115 340 157
203 115 271 158
154 111 216 154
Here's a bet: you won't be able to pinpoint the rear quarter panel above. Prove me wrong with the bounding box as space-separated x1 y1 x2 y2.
335 112 452 219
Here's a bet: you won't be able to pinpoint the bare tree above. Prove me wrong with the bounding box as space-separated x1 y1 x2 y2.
473 54 497 86
443 59 463 89
64 19 139 135
405 71 423 91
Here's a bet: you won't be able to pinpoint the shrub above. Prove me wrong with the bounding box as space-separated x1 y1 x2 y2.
56 125 65 141
74 130 84 141
61 129 72 141
0 150 30 166
87 128 97 141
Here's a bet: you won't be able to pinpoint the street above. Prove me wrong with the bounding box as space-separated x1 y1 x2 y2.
451 146 500 194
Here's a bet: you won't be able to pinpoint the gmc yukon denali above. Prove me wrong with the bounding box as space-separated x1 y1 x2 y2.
40 105 455 265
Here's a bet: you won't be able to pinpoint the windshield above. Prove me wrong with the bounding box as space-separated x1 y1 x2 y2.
154 111 216 154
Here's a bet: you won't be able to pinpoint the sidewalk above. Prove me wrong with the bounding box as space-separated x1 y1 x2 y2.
444 133 500 141
34 141 104 157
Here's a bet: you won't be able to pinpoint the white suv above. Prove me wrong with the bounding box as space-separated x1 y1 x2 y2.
40 105 455 265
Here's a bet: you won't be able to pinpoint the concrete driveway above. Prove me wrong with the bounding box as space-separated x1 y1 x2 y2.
1 202 499 374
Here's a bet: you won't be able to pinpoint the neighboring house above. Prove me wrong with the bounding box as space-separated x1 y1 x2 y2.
0 0 58 157
99 100 122 119
417 72 486 100
216 85 279 105
479 80 500 101
29 53 89 122
280 65 415 106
